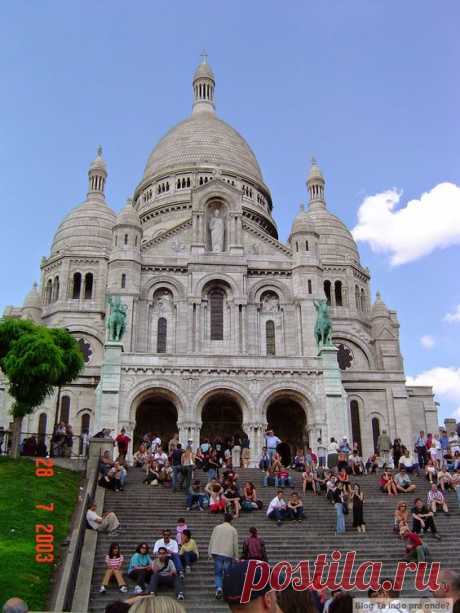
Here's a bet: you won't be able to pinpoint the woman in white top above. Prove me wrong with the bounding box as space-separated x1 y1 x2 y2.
327 438 339 469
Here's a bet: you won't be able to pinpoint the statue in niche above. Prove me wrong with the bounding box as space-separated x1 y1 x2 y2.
261 292 279 313
155 290 172 313
209 208 224 252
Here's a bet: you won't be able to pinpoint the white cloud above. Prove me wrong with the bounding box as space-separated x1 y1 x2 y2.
406 367 460 419
444 305 460 323
420 335 435 349
352 182 460 265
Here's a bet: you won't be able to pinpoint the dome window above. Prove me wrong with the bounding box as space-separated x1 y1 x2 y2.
52 276 60 302
324 280 332 305
124 234 128 246
334 281 343 307
72 273 82 299
45 279 53 305
121 273 126 289
84 273 93 300
308 280 312 295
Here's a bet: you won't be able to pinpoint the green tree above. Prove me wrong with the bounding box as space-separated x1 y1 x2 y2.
0 318 84 457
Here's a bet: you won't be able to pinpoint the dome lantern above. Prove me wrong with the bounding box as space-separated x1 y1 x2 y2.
87 146 107 201
192 51 216 116
307 157 326 210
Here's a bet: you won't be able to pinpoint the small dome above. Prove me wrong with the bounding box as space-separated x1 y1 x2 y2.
51 197 116 256
193 61 215 81
142 113 264 185
23 283 41 309
291 205 317 235
371 291 390 318
308 158 324 182
116 199 141 227
304 207 360 263
89 146 107 172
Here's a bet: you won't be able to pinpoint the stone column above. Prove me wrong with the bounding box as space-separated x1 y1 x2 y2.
319 346 350 444
94 342 123 435
87 437 114 478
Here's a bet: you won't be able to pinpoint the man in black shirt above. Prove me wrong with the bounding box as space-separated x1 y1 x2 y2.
171 443 184 491
412 498 441 539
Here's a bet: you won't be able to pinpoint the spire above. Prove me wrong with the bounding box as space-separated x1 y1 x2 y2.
192 51 216 115
87 146 107 201
307 157 326 210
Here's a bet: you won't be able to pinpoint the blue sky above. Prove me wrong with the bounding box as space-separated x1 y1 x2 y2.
1 1 459 422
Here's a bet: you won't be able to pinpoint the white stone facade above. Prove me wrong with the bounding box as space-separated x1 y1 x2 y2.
0 58 438 462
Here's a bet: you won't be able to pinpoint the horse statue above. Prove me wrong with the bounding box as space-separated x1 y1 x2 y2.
107 295 127 342
314 299 333 348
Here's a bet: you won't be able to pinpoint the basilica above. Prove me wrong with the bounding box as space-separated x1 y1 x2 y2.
1 57 438 463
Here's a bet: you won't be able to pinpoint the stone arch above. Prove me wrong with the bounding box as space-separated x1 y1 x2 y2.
332 331 375 370
257 381 318 422
126 378 188 424
141 276 186 301
259 385 314 465
191 380 254 425
248 279 293 304
194 272 240 299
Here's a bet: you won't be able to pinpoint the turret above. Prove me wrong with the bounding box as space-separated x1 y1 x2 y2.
109 198 142 295
192 51 216 115
289 203 319 261
22 282 42 322
371 291 404 371
306 157 326 210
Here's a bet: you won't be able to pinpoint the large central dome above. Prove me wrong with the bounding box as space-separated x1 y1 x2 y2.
142 113 264 185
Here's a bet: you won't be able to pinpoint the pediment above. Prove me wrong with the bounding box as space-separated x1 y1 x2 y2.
141 218 192 255
243 220 292 258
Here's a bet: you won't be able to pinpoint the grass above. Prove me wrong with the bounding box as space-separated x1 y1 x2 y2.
0 457 82 610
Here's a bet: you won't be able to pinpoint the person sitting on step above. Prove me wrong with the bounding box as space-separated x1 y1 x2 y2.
153 529 184 577
86 503 120 534
411 497 441 539
179 529 199 573
427 483 449 515
224 482 241 519
349 450 365 476
266 490 288 526
206 480 226 513
143 459 161 486
401 526 430 562
148 546 185 601
379 469 398 496
100 543 128 594
128 543 152 594
425 459 438 484
292 449 306 472
394 467 416 494
241 481 261 511
273 464 292 488
437 467 453 493
134 444 149 468
338 468 353 496
394 501 409 535
186 479 207 511
287 491 305 522
302 466 318 495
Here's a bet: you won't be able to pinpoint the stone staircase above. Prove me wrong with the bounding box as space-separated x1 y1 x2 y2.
89 468 460 612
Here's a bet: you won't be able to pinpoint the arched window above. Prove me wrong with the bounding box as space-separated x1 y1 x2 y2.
360 288 366 312
372 417 381 453
355 285 360 310
305 241 309 251
308 279 312 294
324 280 332 305
334 281 343 307
38 412 47 444
210 288 224 341
72 273 82 299
121 273 126 289
45 279 53 304
52 276 60 302
79 413 91 454
157 317 167 353
296 242 299 252
266 320 276 355
350 400 362 454
84 273 93 300
60 396 70 424
124 234 128 246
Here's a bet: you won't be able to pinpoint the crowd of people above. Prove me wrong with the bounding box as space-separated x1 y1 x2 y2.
84 424 460 609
